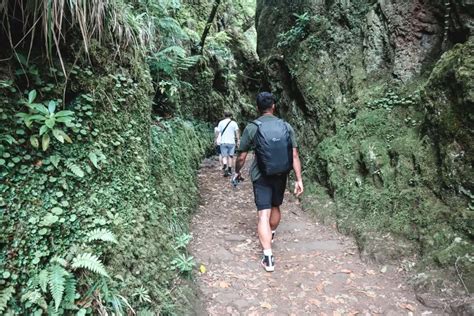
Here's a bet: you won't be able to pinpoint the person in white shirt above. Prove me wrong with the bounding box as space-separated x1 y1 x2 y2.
217 112 240 177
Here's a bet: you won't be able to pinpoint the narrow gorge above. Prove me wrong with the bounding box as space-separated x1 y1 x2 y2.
0 0 472 314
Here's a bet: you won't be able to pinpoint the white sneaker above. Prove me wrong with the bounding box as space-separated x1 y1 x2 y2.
261 255 275 272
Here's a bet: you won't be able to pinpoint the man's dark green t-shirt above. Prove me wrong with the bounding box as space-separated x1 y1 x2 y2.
238 114 297 182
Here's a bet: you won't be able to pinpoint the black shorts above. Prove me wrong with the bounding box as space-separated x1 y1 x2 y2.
252 174 288 211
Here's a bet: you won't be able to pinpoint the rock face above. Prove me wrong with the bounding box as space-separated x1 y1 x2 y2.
256 0 473 300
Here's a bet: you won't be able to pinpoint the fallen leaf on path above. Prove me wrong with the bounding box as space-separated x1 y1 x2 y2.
315 283 325 293
308 298 321 307
380 266 387 273
218 281 230 288
199 264 206 273
399 303 415 312
356 290 376 298
325 296 341 304
260 302 272 309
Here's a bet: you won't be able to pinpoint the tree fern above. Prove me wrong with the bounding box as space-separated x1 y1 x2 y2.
87 228 118 244
49 265 68 311
0 286 15 313
65 161 85 178
72 253 109 277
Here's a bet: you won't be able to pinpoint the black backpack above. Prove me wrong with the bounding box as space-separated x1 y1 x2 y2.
252 119 293 176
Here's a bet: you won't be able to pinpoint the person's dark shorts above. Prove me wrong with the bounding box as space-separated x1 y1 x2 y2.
252 174 288 211
215 145 221 155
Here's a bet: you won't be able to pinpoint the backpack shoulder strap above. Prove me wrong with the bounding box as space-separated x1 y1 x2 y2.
221 120 232 135
250 120 262 127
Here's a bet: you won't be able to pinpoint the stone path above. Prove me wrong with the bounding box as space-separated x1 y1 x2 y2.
190 157 442 315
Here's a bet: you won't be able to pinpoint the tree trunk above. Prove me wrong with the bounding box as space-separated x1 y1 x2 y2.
199 0 221 54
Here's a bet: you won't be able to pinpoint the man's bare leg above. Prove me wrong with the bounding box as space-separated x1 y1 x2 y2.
258 209 272 250
270 206 281 231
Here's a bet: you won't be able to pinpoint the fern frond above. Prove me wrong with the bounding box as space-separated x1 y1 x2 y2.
87 228 118 244
51 256 68 267
21 290 47 310
0 286 15 313
157 17 187 39
39 269 49 293
49 265 68 311
155 45 187 57
65 161 85 178
63 275 77 308
174 55 200 71
71 253 109 277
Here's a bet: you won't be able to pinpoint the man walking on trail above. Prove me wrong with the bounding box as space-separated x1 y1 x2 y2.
218 112 240 177
233 92 304 272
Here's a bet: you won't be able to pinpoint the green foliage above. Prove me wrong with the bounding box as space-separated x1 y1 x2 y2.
277 12 311 48
71 253 109 277
49 265 68 311
174 233 192 249
171 254 196 274
87 228 118 244
16 90 74 151
1 0 154 67
0 0 246 314
65 160 85 178
0 286 15 313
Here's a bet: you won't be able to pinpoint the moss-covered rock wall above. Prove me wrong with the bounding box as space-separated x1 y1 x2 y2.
0 0 258 313
256 0 473 297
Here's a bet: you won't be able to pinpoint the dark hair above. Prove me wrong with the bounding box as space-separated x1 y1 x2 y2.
224 111 232 118
256 92 275 112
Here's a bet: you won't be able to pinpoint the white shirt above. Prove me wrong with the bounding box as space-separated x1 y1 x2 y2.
218 118 239 145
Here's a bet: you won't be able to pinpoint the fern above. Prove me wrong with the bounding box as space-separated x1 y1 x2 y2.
62 275 78 310
65 161 85 178
175 54 200 71
72 253 109 277
157 17 188 40
0 286 15 313
38 269 49 293
21 290 47 310
51 256 68 267
49 265 68 311
87 228 118 244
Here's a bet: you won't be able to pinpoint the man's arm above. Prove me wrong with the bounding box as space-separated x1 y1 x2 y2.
234 151 247 176
293 148 304 197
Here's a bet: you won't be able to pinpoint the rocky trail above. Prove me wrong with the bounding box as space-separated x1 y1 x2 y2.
189 156 441 315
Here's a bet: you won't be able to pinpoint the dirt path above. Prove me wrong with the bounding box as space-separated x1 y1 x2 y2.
190 157 440 315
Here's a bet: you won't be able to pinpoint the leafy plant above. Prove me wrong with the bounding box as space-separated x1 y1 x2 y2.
16 90 75 151
171 253 195 274
277 12 312 48
0 286 15 313
21 228 117 313
132 286 152 304
175 233 192 249
87 228 118 244
65 160 85 178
